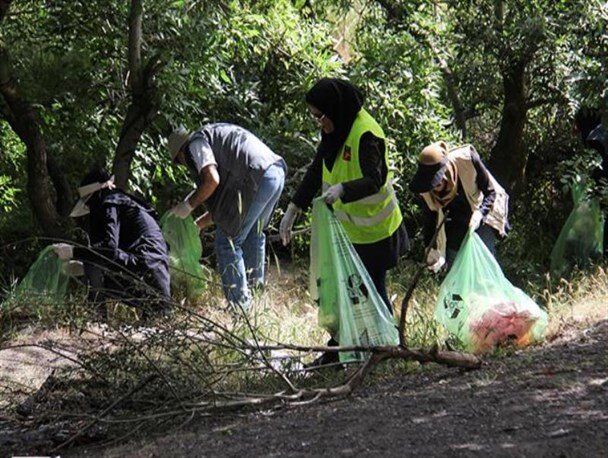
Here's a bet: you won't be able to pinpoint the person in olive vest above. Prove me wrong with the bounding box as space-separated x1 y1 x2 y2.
409 141 509 271
280 78 408 366
167 124 286 313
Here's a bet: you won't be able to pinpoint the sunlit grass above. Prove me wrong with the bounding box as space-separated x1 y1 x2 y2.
1 254 607 401
538 265 608 339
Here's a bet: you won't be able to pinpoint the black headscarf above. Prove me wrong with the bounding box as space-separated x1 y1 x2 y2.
305 78 364 168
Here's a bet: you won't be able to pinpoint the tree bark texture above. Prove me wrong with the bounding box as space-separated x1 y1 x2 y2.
46 156 74 217
489 60 528 194
112 0 159 190
0 0 12 21
0 48 65 238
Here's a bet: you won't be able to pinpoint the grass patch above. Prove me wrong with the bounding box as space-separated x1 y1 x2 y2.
1 255 607 452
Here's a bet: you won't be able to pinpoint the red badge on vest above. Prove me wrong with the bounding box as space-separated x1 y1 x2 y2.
343 146 352 161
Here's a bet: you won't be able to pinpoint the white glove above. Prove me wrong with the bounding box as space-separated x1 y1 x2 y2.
170 199 194 219
279 202 301 246
469 210 483 230
52 243 74 261
428 256 446 273
67 260 85 277
195 212 213 232
426 248 445 273
322 183 344 205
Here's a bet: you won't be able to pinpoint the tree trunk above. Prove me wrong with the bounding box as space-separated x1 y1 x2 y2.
47 156 74 217
0 48 65 238
489 61 528 194
112 0 159 190
0 0 13 21
375 0 407 24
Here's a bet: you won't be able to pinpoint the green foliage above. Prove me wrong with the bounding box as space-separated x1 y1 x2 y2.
564 1 608 106
0 0 606 281
351 3 456 216
0 128 25 219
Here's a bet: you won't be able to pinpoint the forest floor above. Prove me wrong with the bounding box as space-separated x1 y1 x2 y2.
68 312 608 457
2 264 607 457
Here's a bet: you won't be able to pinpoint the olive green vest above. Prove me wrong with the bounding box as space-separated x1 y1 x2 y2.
322 109 403 244
421 145 509 256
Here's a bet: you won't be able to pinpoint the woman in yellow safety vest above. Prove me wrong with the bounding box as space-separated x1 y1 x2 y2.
280 78 408 364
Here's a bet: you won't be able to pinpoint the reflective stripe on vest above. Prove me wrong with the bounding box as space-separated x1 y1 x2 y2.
323 180 396 206
334 196 398 227
321 109 402 244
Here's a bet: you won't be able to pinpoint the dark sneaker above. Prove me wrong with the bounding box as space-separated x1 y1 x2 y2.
139 305 173 323
304 350 342 370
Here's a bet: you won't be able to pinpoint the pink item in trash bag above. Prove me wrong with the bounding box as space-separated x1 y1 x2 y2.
469 302 536 353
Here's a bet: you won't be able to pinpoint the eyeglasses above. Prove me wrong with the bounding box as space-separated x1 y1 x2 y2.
310 111 326 123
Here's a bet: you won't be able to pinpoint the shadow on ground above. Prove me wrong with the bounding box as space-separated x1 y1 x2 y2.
66 319 608 457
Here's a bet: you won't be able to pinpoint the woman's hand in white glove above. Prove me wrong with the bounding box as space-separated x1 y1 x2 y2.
67 260 85 277
426 248 445 273
322 183 344 205
469 210 483 230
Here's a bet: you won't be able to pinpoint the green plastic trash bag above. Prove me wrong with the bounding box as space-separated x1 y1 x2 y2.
160 212 206 300
550 182 604 277
14 246 70 301
309 198 398 362
435 231 548 354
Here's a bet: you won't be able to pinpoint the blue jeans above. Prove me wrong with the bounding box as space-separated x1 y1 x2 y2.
214 164 285 312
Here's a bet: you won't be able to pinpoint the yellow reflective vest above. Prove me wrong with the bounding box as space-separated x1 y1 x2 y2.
322 109 403 244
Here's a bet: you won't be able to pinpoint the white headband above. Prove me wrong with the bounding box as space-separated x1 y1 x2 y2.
77 176 116 198
70 176 116 217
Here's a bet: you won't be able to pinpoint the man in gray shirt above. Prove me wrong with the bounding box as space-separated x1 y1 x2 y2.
167 123 286 313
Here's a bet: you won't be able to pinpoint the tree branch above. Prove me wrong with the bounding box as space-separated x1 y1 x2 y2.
398 213 447 346
112 0 162 189
51 374 157 452
0 47 64 237
409 25 469 139
127 0 143 91
526 96 566 110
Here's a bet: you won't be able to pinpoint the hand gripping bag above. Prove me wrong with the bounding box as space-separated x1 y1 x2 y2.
160 212 206 300
550 183 604 277
435 231 547 354
309 198 398 362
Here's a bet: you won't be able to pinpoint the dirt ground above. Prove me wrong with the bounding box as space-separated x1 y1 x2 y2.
60 318 608 458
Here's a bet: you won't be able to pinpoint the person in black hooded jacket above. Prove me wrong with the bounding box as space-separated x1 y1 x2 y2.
52 168 171 318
